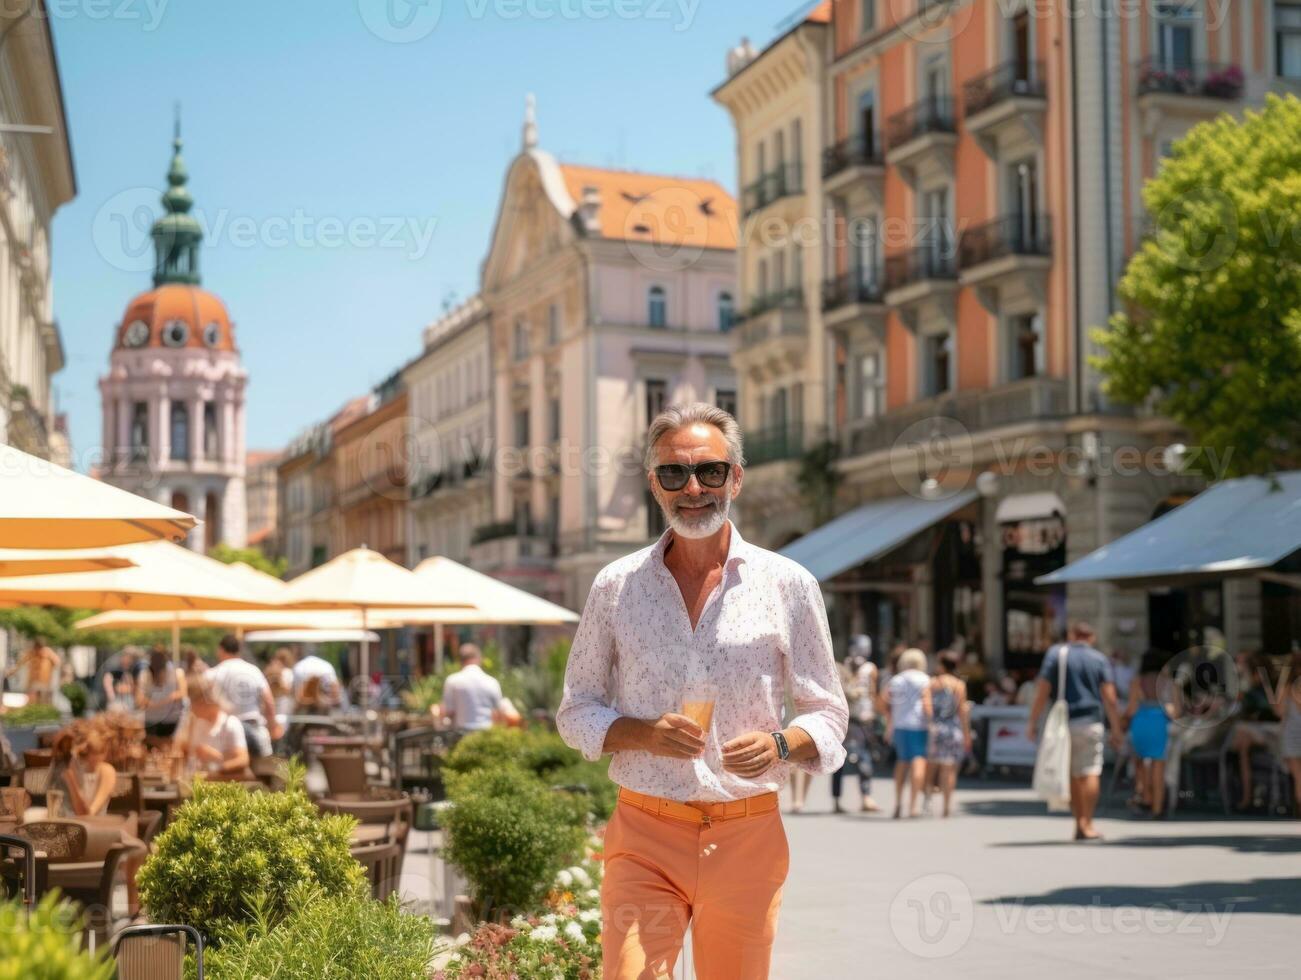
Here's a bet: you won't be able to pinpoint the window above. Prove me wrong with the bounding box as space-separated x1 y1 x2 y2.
756 257 769 298
860 0 875 34
1008 313 1044 380
923 54 947 110
514 408 530 449
856 351 884 420
924 332 953 397
1011 10 1032 82
922 187 952 266
130 402 148 460
1009 160 1039 247
169 402 189 461
548 303 560 345
513 319 529 361
857 90 877 158
717 292 735 332
648 286 667 328
1279 2 1301 78
548 397 561 442
715 389 737 417
1156 2 1196 70
853 216 879 289
645 379 668 423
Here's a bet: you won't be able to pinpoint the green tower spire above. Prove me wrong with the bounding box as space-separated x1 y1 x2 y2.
151 107 203 286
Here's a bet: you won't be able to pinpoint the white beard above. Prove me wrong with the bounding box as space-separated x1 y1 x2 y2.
663 490 731 540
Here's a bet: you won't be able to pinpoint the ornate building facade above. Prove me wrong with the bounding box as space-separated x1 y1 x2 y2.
98 125 247 551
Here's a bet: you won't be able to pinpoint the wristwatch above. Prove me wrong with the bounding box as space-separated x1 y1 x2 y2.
770 730 790 761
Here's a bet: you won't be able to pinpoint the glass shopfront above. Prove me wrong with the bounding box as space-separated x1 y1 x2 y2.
1002 511 1067 670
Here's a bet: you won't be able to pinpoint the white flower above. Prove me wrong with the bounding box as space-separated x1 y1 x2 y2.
510 915 529 930
564 921 586 944
568 865 592 887
530 925 558 943
454 932 471 947
541 913 559 925
555 869 574 887
586 888 600 900
579 909 601 923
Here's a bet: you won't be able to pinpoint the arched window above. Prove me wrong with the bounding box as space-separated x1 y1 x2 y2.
717 292 735 333
648 286 667 328
203 402 219 459
170 402 189 460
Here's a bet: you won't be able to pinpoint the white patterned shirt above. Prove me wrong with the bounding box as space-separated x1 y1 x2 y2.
556 521 848 803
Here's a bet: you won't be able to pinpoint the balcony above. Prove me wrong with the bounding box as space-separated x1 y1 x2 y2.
964 61 1046 158
469 518 557 567
746 422 824 467
733 288 808 382
958 213 1052 312
822 134 885 199
742 162 804 217
1135 59 1243 136
885 97 957 187
821 274 886 339
883 245 959 328
840 377 1070 461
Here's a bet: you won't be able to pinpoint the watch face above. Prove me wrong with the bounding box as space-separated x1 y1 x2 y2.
162 319 190 347
202 322 221 347
123 320 150 347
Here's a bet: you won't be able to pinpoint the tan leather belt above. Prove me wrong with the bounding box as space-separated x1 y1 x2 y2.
617 787 779 827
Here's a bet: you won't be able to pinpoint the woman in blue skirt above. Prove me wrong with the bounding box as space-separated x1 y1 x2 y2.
1124 650 1173 817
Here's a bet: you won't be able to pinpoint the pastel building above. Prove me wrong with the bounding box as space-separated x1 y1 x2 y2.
98 127 247 551
471 99 738 608
716 1 1297 671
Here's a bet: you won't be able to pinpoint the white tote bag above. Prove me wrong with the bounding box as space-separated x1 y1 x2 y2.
1032 644 1072 812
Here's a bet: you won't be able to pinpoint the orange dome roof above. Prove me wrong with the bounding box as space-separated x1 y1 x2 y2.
115 284 237 354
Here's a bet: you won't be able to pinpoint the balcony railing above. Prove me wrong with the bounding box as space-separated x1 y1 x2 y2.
1135 59 1243 100
471 518 552 546
822 274 884 311
822 134 884 180
737 288 806 345
746 422 825 467
742 162 804 215
741 286 804 321
958 213 1052 269
840 377 1070 459
883 246 958 293
886 96 957 149
963 60 1046 117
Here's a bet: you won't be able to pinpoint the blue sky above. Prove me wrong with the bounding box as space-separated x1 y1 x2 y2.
48 0 811 469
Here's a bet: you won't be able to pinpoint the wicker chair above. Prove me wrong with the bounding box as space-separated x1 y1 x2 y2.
21 764 51 804
349 840 402 901
318 751 368 796
114 924 205 980
317 795 414 854
0 833 40 909
21 818 139 946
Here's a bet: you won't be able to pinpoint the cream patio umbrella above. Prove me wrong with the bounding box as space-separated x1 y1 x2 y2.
0 443 197 547
365 555 578 669
276 547 476 707
74 607 375 641
0 547 136 576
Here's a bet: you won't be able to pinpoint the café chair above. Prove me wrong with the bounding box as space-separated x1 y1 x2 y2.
114 923 205 980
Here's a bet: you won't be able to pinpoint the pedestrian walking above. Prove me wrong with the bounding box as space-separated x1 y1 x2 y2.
557 403 847 980
1027 623 1126 840
926 650 971 818
1123 650 1173 817
832 637 880 814
877 647 932 819
208 634 282 759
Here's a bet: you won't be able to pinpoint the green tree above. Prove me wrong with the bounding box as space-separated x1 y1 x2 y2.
1094 94 1301 477
208 543 287 578
797 438 843 525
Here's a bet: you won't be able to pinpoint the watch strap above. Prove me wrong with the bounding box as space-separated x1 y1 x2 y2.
771 730 789 760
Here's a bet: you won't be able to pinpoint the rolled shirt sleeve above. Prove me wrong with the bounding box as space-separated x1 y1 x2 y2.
556 574 622 763
783 571 849 775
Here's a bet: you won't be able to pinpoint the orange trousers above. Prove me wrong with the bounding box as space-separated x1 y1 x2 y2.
600 793 789 980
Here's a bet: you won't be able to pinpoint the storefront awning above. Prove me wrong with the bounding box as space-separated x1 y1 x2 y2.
995 492 1065 524
779 490 979 582
1037 471 1301 586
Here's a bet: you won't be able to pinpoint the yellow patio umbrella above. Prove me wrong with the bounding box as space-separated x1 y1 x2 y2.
0 547 136 576
365 555 578 669
0 442 196 547
277 547 476 706
75 607 374 637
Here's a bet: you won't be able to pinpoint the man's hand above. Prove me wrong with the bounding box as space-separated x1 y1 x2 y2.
721 731 780 779
641 713 706 759
194 744 223 763
1024 722 1038 743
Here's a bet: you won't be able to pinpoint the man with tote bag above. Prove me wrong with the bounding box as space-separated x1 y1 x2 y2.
1027 623 1126 840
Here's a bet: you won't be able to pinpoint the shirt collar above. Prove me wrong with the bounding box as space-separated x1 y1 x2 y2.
652 519 749 577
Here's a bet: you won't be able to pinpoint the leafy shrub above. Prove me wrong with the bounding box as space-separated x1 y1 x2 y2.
0 703 61 727
542 758 618 822
443 765 585 919
137 764 365 942
0 893 114 980
207 883 437 979
60 681 88 717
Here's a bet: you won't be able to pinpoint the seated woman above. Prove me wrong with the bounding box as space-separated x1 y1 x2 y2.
48 719 147 917
172 674 250 780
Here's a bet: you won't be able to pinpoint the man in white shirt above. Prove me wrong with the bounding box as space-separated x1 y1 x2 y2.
439 645 510 731
292 652 344 709
557 402 847 980
208 635 281 758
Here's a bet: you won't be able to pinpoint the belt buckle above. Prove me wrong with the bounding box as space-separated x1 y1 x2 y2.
700 811 711 828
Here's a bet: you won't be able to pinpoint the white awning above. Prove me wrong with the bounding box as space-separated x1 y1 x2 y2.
1037 472 1301 586
779 490 979 582
995 492 1065 524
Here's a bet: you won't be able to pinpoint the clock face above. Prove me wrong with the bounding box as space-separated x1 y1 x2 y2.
162 319 189 347
202 322 221 348
123 320 150 348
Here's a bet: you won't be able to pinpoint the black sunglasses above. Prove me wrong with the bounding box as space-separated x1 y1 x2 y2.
654 461 732 492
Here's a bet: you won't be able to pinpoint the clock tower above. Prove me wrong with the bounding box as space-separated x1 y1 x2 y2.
98 118 248 551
